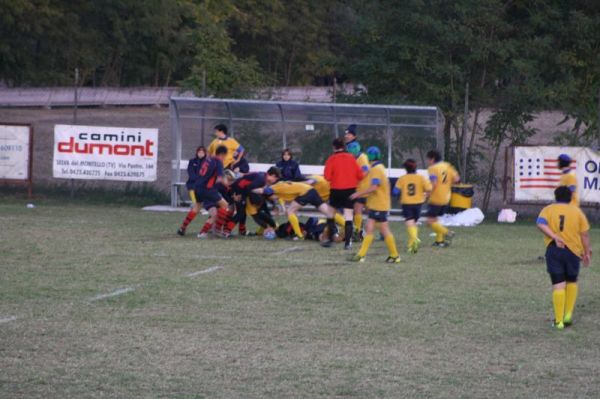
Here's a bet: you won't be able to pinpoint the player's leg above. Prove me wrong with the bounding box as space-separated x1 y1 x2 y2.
427 205 449 246
286 201 304 239
353 200 364 240
198 205 216 238
380 220 400 263
564 250 581 326
178 190 201 235
547 246 567 329
343 206 354 250
352 217 376 261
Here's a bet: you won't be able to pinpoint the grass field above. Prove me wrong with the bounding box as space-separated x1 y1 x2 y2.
1 198 600 398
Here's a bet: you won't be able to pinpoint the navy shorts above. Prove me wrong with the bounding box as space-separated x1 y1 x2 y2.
368 210 389 222
295 189 324 208
355 197 367 205
402 204 422 221
426 204 446 217
329 188 355 209
546 244 580 284
197 189 223 210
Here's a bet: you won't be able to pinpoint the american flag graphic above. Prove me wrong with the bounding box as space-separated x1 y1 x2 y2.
517 157 576 189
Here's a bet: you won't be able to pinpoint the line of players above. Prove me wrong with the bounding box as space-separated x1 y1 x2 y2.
176 124 461 263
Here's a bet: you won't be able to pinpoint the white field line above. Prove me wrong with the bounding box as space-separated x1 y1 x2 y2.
185 266 223 277
0 316 18 324
273 246 303 256
90 287 135 301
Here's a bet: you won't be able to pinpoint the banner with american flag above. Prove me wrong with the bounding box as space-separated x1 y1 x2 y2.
514 146 600 204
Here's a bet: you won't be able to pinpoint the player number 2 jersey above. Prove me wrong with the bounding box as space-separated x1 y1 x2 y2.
427 161 458 205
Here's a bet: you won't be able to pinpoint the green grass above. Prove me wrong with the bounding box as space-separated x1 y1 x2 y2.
1 197 600 398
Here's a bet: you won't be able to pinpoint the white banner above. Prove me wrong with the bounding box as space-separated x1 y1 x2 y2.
0 125 30 180
53 124 158 181
514 146 600 204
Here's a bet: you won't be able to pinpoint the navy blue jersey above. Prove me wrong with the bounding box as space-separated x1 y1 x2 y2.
195 156 223 191
215 182 234 204
231 157 250 173
185 156 205 190
276 159 303 181
232 172 267 196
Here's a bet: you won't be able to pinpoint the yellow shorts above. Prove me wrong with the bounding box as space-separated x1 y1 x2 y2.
245 199 260 216
188 190 197 204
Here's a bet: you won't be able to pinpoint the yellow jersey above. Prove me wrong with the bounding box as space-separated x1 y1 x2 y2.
307 175 330 201
537 203 590 257
208 137 242 168
356 153 371 192
365 162 390 211
269 181 312 202
559 170 578 206
428 161 458 205
395 173 432 205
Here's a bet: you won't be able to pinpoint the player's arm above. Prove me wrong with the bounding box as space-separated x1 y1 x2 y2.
187 160 196 179
581 230 591 267
536 216 566 248
452 166 460 184
350 175 380 199
324 158 332 182
233 141 244 163
207 140 216 155
392 179 401 200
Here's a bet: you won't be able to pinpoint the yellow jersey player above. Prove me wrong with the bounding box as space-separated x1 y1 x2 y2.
536 186 591 329
557 154 578 206
207 124 244 169
349 146 400 263
303 174 347 228
347 141 370 241
393 159 432 253
253 181 337 243
426 150 459 247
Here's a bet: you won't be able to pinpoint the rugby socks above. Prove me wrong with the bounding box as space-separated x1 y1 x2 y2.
334 213 346 228
200 221 213 234
326 218 337 240
552 288 566 324
344 221 353 247
565 282 578 321
354 212 363 233
431 222 448 242
358 234 374 257
180 209 198 231
384 234 399 258
288 213 304 238
406 226 418 247
238 223 247 235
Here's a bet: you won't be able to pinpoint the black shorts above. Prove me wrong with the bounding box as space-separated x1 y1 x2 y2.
329 188 355 209
355 197 367 205
546 245 581 284
295 188 324 208
368 210 389 222
402 204 422 221
197 189 223 210
426 204 447 217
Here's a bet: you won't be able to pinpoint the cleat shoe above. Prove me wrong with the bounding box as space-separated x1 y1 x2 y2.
349 254 365 262
321 240 333 248
446 231 456 243
197 232 208 239
344 243 353 250
292 235 304 241
432 241 449 248
409 238 421 254
385 256 401 264
177 228 185 236
564 313 573 327
553 321 565 330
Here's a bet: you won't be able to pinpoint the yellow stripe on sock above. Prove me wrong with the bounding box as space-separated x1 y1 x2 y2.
565 282 578 319
288 213 303 238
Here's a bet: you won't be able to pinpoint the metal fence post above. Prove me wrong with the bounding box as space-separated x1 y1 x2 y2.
170 99 183 207
277 103 287 149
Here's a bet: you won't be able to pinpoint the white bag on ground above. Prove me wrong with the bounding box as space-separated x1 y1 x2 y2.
497 208 517 223
438 208 485 227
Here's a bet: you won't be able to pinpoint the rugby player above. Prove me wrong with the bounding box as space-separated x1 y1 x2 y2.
536 186 592 329
207 124 244 169
177 145 207 236
393 159 432 253
349 146 400 263
426 150 460 247
557 154 578 206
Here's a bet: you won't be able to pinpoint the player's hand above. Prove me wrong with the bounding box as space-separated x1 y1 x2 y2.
554 236 566 248
583 251 592 267
349 193 359 200
232 194 242 201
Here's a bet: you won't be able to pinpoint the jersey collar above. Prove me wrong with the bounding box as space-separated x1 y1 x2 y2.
562 168 571 174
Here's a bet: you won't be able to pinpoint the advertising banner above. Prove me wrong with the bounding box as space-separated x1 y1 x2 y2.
53 124 158 181
514 146 600 204
0 124 31 180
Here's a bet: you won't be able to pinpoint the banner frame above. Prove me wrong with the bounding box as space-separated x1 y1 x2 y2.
505 145 600 209
0 123 33 198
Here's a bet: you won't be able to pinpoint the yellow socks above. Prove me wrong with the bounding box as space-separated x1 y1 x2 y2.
334 213 346 228
552 288 566 324
358 234 374 257
384 234 399 258
565 282 578 321
288 213 303 238
406 226 418 247
354 212 363 232
431 222 448 242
